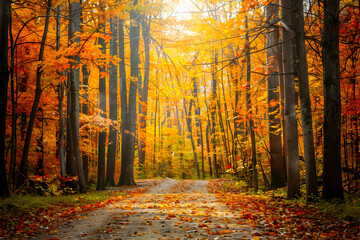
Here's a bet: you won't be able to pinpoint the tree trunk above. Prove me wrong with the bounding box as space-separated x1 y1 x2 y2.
281 0 300 198
9 13 16 190
294 0 318 199
266 2 286 189
106 17 118 186
245 16 258 192
58 83 66 178
118 18 128 185
82 66 89 185
211 51 219 178
0 0 10 198
69 0 87 193
322 0 343 200
80 2 89 187
138 15 150 172
97 20 106 190
17 0 52 190
184 98 200 179
118 0 139 186
56 6 65 179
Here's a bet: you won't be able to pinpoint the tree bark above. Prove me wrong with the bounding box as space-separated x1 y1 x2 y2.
211 51 219 178
118 0 139 186
118 18 128 185
69 0 87 193
138 15 150 172
294 0 318 199
58 83 66 178
0 0 10 198
322 0 344 200
106 17 118 186
266 2 286 189
281 0 300 198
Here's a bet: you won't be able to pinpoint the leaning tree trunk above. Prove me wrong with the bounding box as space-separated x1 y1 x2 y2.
281 0 300 198
17 0 52 190
294 0 318 199
322 0 343 200
0 0 11 198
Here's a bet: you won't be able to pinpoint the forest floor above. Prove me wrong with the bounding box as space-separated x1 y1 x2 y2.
1 179 360 239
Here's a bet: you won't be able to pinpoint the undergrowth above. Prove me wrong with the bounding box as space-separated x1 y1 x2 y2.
220 179 360 223
0 190 125 218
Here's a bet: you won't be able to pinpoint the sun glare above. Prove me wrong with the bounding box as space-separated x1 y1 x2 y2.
172 0 195 20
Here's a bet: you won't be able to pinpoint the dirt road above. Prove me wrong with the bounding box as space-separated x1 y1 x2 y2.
37 179 268 239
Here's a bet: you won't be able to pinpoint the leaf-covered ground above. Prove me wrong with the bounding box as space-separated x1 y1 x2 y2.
1 179 359 239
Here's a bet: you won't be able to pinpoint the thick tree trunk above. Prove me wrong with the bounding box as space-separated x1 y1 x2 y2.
17 0 52 190
294 0 318 199
106 17 118 186
119 0 139 186
281 0 300 198
118 18 128 185
266 3 286 189
322 0 343 200
69 1 87 193
0 0 10 198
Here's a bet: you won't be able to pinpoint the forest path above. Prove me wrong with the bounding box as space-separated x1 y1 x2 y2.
37 179 268 239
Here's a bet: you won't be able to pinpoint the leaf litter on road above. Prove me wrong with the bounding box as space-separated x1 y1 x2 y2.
3 179 359 239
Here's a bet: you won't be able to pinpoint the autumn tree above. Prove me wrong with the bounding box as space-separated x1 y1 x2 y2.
17 0 52 190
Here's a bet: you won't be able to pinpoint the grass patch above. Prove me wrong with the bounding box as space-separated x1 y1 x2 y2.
315 193 360 223
0 190 125 218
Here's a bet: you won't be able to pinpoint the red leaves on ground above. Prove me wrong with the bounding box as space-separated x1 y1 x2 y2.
0 187 147 239
209 179 360 239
